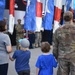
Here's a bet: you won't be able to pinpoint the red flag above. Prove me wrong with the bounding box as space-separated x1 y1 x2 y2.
36 0 42 32
53 0 63 33
8 0 15 34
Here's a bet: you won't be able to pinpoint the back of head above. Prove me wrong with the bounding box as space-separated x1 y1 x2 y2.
41 42 50 53
63 11 73 22
19 38 30 48
0 20 6 32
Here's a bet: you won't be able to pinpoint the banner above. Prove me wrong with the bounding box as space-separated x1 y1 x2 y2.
36 0 42 32
24 0 36 32
53 0 63 33
8 0 15 34
0 0 5 20
42 0 54 30
64 0 72 11
70 0 75 13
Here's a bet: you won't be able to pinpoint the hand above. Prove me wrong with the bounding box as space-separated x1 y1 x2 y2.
9 55 14 61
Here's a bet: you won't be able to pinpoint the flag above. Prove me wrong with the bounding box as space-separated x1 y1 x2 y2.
42 0 54 30
15 0 27 11
70 0 75 13
64 0 72 11
0 0 6 20
53 0 63 33
8 0 15 34
14 0 26 24
36 0 42 32
24 0 36 32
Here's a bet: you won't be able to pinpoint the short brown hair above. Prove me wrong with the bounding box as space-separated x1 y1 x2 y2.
0 20 6 32
17 19 21 21
63 11 73 22
41 42 50 53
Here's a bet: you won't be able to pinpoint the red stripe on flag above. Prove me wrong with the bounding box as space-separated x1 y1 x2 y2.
54 7 62 22
36 2 42 17
9 0 14 16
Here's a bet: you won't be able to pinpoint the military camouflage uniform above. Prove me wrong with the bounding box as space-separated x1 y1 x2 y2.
53 23 75 75
15 24 24 50
35 32 41 47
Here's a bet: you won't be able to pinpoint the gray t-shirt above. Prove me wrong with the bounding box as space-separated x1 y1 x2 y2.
0 32 11 64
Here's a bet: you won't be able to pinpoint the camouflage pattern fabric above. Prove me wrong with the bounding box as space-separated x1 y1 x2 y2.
35 32 41 47
57 58 75 75
15 24 24 50
53 24 75 75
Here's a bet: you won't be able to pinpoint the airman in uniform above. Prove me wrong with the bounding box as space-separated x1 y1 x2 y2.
15 19 25 49
53 11 75 75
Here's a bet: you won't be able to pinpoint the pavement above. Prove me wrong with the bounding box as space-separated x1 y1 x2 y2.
8 46 57 75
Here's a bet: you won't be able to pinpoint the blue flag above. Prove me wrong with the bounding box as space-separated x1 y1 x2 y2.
24 0 36 32
65 0 72 11
42 0 54 30
74 0 75 10
0 0 5 20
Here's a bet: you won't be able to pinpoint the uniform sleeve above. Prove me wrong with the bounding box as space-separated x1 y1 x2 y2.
4 34 11 46
52 55 58 68
53 30 59 59
35 57 41 68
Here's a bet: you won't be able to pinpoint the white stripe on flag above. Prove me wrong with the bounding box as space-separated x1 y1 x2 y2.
8 15 14 34
8 0 14 34
54 21 60 32
70 0 75 10
71 0 73 9
55 0 62 9
36 17 42 32
36 0 42 32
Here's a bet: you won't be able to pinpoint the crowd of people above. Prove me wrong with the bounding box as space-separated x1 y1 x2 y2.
15 19 53 49
0 11 75 75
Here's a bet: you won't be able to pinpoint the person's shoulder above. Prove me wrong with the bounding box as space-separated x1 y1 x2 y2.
26 50 31 53
37 54 45 59
3 33 9 38
57 25 64 30
49 54 55 57
37 55 42 58
55 25 65 33
49 54 56 60
14 50 20 53
72 24 75 27
15 24 18 26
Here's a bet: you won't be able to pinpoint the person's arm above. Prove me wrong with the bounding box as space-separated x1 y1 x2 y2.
35 56 41 75
9 50 17 61
6 45 12 53
53 30 59 59
9 55 14 61
4 35 12 53
36 68 40 75
52 55 58 68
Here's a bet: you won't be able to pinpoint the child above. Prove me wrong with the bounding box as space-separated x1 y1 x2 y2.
9 38 31 75
35 42 57 75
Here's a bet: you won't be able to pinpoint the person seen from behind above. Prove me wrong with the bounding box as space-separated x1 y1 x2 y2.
0 20 12 75
9 38 31 75
35 42 57 75
53 11 75 75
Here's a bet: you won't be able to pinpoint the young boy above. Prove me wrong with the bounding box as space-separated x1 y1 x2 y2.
35 42 57 75
9 38 31 75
